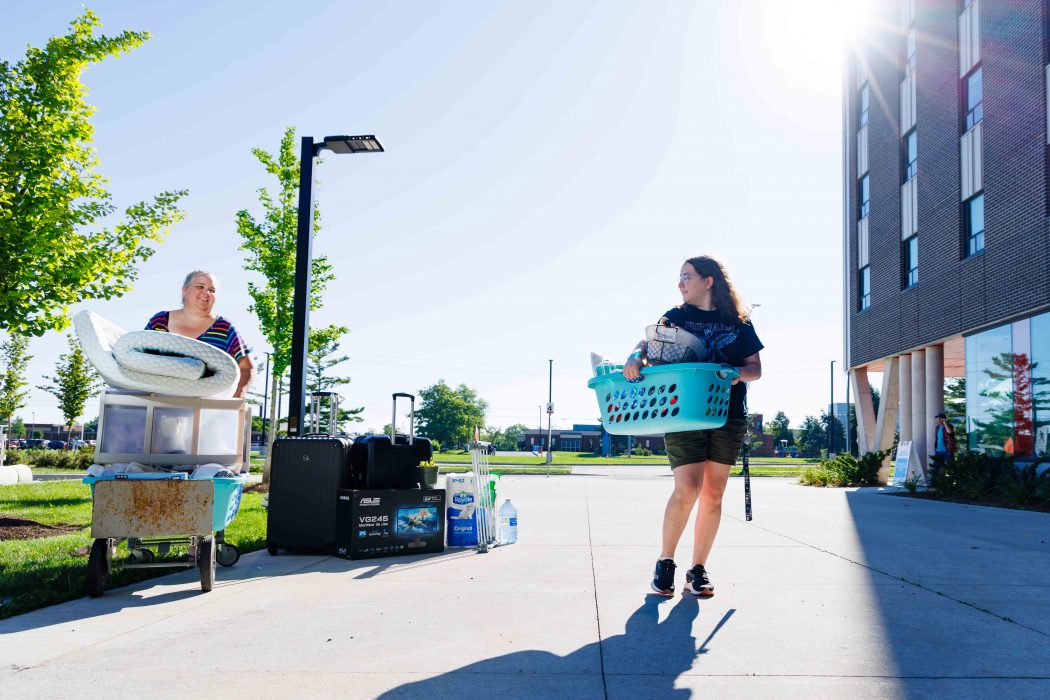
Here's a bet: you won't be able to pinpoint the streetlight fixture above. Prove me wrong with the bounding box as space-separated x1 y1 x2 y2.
287 134 384 437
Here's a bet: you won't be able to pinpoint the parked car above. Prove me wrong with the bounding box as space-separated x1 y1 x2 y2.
25 439 47 449
5 439 21 449
47 440 67 450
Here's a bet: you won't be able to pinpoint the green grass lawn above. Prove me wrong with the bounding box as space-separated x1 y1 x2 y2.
439 465 574 475
0 480 267 619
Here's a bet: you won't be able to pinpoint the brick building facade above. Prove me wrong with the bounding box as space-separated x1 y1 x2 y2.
846 0 1050 466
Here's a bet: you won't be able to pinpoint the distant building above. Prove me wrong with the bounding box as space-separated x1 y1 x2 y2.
520 426 666 454
520 417 774 458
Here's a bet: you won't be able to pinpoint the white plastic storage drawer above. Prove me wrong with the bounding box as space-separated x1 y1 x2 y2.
95 390 249 468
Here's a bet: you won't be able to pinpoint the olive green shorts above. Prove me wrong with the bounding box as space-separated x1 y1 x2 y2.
665 418 747 468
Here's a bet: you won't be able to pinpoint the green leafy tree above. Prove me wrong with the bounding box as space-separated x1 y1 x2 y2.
0 10 187 336
820 410 846 454
11 417 25 438
944 377 967 448
0 334 32 433
766 411 793 447
37 334 102 444
306 329 363 431
416 380 488 449
796 415 825 458
482 423 527 451
236 127 342 453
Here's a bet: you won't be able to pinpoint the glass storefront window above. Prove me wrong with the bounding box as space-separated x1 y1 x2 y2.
1032 312 1050 457
965 326 1012 455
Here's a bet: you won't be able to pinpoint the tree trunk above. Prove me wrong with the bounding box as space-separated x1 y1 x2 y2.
262 368 281 484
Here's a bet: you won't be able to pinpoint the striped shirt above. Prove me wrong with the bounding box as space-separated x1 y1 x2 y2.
146 311 249 362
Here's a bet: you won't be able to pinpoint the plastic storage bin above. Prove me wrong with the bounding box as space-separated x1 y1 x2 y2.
95 390 249 469
587 363 739 436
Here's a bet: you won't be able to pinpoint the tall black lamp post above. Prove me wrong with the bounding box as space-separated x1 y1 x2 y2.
829 359 836 454
288 134 383 437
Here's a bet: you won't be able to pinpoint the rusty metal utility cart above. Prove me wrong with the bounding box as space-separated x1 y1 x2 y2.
83 390 251 597
82 473 245 596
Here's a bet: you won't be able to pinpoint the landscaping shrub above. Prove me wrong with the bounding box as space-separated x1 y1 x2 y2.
9 449 93 470
5 448 30 464
799 450 886 488
856 450 887 485
929 452 1050 508
630 446 653 457
800 464 836 486
995 461 1045 505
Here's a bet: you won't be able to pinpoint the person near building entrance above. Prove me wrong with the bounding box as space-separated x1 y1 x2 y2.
623 255 763 598
933 412 957 464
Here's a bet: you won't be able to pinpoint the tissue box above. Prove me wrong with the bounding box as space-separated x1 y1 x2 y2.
95 390 248 469
334 489 446 560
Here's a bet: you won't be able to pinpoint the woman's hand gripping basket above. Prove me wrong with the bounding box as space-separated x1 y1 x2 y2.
587 363 739 436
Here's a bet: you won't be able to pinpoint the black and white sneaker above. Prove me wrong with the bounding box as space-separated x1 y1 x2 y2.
651 558 676 596
684 564 714 597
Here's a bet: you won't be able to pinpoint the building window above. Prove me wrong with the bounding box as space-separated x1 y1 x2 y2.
903 235 918 287
859 174 870 219
1032 312 1050 457
903 129 917 181
859 83 869 128
860 266 871 310
904 26 916 74
965 193 985 255
964 67 983 131
965 325 1013 455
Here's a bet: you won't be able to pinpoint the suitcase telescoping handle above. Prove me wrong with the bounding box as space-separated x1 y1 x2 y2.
391 392 415 445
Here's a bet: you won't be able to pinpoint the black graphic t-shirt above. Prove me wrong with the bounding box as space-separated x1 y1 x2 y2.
657 305 764 418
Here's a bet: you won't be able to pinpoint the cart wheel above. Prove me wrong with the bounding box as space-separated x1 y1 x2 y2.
266 540 279 557
198 536 216 592
86 539 110 598
130 548 154 564
216 543 239 567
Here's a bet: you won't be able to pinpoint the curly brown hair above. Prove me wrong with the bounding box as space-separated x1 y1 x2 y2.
684 255 749 323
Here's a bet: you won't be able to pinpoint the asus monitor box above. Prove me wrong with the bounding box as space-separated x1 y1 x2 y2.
335 489 446 560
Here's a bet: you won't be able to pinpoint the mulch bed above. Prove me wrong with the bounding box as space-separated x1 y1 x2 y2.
890 491 1050 513
0 514 84 541
243 483 269 494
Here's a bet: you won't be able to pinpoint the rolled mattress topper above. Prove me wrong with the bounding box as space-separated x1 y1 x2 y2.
73 310 239 397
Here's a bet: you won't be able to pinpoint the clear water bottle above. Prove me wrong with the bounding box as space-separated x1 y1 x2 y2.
497 499 518 545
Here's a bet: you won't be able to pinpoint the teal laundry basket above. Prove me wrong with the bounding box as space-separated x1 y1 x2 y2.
587 363 739 436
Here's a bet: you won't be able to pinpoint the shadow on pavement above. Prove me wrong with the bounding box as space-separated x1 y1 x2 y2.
379 594 719 699
0 585 202 634
844 489 1050 687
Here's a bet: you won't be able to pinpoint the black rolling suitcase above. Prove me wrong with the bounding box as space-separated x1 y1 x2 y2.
266 393 352 555
349 393 433 490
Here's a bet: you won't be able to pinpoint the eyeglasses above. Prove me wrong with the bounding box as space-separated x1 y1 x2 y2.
679 273 711 284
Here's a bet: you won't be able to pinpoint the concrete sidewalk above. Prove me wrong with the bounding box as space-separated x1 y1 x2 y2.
2 473 1049 698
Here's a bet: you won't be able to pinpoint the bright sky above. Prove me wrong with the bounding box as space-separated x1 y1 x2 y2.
5 0 866 433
